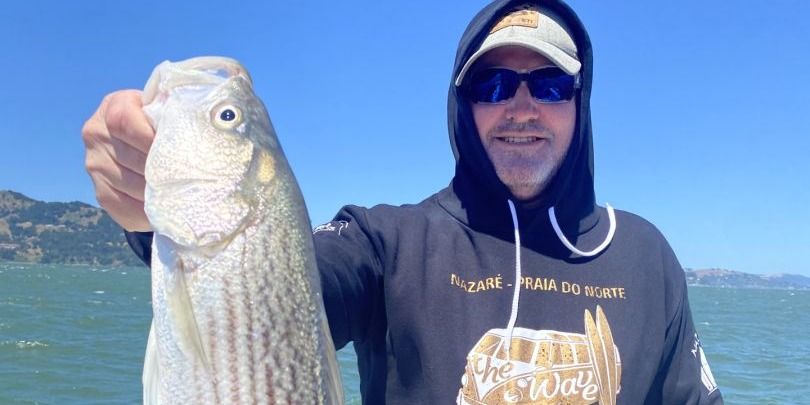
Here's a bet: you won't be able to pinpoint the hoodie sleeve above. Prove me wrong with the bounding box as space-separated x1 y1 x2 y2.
312 205 385 350
646 278 724 404
124 230 154 267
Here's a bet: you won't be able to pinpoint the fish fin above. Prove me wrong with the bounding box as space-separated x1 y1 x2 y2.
166 257 210 372
143 320 159 405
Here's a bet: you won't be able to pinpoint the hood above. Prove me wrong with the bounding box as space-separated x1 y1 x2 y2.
440 0 599 249
439 0 616 348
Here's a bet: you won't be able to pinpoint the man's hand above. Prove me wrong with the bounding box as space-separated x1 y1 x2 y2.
82 90 154 232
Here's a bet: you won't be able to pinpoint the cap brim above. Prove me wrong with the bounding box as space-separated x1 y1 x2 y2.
454 40 581 87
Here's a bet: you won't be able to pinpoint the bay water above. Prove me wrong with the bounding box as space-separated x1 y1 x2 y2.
1 263 807 404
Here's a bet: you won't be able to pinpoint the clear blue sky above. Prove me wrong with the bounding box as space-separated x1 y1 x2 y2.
2 1 808 276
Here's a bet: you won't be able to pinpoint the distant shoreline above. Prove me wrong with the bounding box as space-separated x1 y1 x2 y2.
684 268 810 290
687 284 809 292
3 261 808 292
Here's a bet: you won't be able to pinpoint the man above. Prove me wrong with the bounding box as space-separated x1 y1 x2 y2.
82 0 724 403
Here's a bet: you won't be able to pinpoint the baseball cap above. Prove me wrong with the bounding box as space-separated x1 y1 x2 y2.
455 7 581 87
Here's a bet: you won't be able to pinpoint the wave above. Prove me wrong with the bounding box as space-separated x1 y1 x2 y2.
1 340 49 349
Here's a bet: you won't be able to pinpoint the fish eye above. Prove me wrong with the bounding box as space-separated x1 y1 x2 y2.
220 109 236 121
212 104 242 129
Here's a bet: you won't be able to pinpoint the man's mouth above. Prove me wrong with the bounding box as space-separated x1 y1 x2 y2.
496 136 543 144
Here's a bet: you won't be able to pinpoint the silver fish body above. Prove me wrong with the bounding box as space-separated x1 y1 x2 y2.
141 57 343 405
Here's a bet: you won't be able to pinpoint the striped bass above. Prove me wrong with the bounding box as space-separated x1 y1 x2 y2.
140 56 343 404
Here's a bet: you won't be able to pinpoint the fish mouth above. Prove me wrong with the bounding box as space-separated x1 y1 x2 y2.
142 56 252 106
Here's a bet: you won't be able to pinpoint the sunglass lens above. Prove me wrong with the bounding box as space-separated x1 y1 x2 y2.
468 69 519 103
528 71 575 102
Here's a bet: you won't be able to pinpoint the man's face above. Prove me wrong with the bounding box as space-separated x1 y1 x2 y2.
471 46 576 201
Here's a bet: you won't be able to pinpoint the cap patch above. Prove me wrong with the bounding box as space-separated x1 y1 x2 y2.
490 10 539 34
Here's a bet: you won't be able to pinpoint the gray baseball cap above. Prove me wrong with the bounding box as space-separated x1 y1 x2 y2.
455 7 581 87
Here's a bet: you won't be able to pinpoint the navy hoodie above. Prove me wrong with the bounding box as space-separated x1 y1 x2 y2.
127 0 725 403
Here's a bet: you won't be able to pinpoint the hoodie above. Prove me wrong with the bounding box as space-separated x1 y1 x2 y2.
127 1 724 403
309 1 724 403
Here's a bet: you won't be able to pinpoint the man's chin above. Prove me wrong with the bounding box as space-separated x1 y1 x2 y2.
495 171 554 201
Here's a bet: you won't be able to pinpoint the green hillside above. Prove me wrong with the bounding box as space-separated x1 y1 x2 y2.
0 190 142 266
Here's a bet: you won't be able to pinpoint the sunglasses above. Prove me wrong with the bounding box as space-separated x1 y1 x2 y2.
464 66 581 104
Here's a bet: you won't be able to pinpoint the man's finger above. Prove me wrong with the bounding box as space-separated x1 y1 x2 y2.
104 90 155 154
92 177 151 232
87 151 147 201
108 136 148 176
81 108 110 150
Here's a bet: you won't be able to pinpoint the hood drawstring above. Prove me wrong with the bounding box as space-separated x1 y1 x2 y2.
550 204 616 257
502 201 617 358
504 199 522 356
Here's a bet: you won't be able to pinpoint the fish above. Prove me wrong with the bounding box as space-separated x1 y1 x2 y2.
140 56 344 405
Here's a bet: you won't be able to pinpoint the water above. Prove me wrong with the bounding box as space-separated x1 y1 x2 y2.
0 263 361 405
1 263 808 404
689 286 810 404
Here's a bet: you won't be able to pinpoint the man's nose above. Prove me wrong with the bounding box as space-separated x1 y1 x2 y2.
506 82 540 121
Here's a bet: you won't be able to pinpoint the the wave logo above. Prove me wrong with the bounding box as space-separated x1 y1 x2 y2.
457 306 621 405
312 220 349 236
692 333 719 395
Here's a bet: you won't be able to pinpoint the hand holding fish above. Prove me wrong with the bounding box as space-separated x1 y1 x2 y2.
81 89 153 232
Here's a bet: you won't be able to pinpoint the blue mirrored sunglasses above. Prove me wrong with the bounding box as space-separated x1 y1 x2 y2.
464 66 581 104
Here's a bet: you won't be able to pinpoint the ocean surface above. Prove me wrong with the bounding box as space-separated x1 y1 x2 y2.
1 262 808 404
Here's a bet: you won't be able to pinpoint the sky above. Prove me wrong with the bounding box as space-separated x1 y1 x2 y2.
1 1 808 276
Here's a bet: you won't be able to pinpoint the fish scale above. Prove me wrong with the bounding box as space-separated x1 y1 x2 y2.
141 56 343 405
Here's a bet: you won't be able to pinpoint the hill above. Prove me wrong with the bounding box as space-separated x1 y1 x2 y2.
685 268 810 290
0 190 142 266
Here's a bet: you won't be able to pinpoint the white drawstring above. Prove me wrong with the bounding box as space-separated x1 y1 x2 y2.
549 204 616 257
502 202 617 357
504 199 522 357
